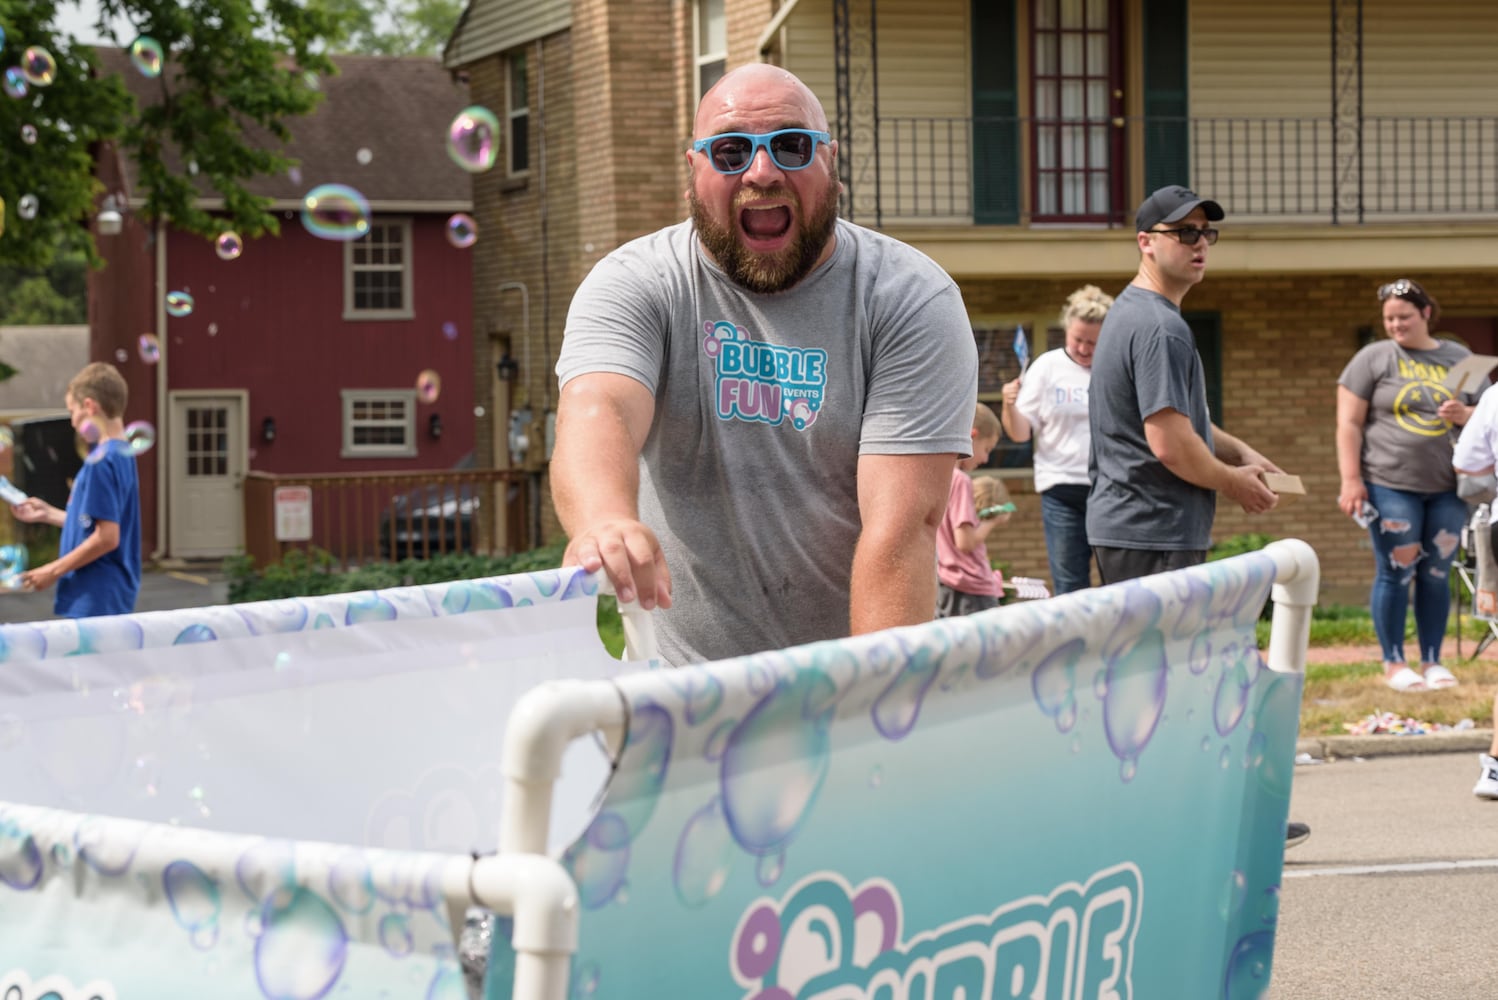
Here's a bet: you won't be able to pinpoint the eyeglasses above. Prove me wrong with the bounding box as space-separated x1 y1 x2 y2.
692 128 832 175
1379 279 1425 302
1149 226 1220 246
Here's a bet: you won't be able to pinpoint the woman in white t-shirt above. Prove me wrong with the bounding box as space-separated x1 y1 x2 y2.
999 285 1114 594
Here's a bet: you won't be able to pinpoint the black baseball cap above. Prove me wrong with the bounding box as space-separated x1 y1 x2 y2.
1135 185 1225 232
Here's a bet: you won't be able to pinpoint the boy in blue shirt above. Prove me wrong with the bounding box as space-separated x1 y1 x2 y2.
11 362 141 617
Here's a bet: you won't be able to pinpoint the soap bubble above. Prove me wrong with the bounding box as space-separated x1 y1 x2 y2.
445 213 477 249
20 124 36 145
215 231 243 261
446 106 500 172
17 195 38 220
165 291 194 317
355 147 372 165
129 36 164 78
416 369 442 404
301 184 370 241
441 321 459 341
3 67 27 99
124 421 157 456
21 47 56 87
138 333 162 365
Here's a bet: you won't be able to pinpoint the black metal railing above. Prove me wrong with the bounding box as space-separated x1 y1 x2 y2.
852 115 1498 226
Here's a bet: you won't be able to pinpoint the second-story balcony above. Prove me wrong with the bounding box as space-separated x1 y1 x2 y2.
839 114 1498 229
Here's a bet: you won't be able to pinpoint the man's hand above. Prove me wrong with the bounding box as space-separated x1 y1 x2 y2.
1221 465 1279 514
563 517 673 610
20 561 61 592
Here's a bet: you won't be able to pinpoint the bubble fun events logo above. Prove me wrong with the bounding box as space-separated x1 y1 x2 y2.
729 864 1142 1000
702 321 826 431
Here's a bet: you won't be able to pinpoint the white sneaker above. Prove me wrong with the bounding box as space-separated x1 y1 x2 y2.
1474 754 1498 800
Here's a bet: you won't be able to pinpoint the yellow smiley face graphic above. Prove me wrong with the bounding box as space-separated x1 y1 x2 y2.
1393 380 1453 437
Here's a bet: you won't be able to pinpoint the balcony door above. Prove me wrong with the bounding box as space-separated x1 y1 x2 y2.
1030 0 1125 223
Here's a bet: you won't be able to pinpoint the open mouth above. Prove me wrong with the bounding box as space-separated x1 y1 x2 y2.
740 204 792 240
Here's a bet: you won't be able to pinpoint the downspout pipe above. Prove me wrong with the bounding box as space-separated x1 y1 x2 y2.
756 0 803 58
151 219 167 561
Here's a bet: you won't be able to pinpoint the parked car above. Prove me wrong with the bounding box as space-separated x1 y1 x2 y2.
378 481 481 560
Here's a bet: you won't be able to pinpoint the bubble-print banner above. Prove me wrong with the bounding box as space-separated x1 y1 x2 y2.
532 546 1315 999
0 565 639 995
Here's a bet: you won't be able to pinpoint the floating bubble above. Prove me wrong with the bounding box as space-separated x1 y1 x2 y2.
441 321 459 341
287 165 303 185
3 67 27 99
114 349 128 364
207 322 219 336
473 406 485 418
165 291 194 317
446 106 500 172
20 124 36 145
17 194 38 220
445 213 477 249
78 418 102 445
21 47 55 87
416 369 442 404
301 184 370 241
355 147 372 166
138 333 161 364
0 27 5 50
129 36 164 78
215 231 243 260
124 421 157 456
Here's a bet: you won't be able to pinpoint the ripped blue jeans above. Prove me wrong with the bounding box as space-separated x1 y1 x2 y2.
1363 482 1469 664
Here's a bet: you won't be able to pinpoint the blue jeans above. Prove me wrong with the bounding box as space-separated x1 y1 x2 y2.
1041 484 1094 593
1363 482 1469 664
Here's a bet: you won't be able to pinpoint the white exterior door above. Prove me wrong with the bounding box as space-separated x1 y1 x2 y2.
168 392 246 558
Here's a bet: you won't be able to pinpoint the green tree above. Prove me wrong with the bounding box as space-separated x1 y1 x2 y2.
318 0 463 57
0 0 340 269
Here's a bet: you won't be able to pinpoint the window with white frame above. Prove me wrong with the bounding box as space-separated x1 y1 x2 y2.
507 50 530 177
341 389 417 458
344 218 414 319
694 0 726 104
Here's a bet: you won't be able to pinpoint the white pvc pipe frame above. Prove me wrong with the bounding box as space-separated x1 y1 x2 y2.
487 541 1318 998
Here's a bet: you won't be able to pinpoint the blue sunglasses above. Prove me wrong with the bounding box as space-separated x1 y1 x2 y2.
692 128 832 175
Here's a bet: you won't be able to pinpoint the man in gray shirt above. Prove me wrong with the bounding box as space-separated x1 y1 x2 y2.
551 64 977 665
1086 185 1281 585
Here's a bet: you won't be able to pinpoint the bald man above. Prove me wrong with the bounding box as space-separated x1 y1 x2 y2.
550 64 978 665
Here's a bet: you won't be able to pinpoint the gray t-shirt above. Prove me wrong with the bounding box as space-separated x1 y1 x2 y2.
1337 338 1477 494
1086 283 1215 551
557 218 978 665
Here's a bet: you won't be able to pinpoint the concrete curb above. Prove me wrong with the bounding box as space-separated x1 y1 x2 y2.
1296 730 1493 760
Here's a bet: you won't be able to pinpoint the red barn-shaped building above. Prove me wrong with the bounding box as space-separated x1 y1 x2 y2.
90 52 477 562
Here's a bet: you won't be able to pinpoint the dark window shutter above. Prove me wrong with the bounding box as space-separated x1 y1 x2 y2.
972 0 1019 224
1184 311 1222 426
1142 0 1189 193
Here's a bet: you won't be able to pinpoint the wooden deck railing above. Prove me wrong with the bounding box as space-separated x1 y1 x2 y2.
242 468 536 569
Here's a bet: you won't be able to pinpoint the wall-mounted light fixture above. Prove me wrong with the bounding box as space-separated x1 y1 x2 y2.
496 353 518 383
261 417 277 443
97 194 123 236
428 413 443 440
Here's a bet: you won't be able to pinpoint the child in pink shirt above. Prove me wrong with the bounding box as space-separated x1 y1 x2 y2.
936 403 1010 617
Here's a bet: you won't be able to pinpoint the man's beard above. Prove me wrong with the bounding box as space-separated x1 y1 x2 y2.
690 182 840 294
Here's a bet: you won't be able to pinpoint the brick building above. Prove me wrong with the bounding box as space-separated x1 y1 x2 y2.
445 0 1498 603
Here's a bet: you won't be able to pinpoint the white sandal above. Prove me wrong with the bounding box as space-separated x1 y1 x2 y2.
1385 666 1427 692
1423 665 1458 690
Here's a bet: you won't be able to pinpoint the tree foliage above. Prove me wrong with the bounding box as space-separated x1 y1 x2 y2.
318 0 464 58
0 0 341 269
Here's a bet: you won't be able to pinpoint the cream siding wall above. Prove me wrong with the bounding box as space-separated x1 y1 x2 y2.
1187 0 1331 221
1362 0 1498 218
444 0 572 69
784 0 972 224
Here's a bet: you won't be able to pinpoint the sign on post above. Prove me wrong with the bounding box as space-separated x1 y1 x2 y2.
273 485 313 542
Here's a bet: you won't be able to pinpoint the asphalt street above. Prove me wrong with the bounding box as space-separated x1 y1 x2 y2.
0 566 228 624
1272 752 1498 998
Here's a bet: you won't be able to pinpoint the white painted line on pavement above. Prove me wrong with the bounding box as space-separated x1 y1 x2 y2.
1284 858 1498 879
165 570 210 586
